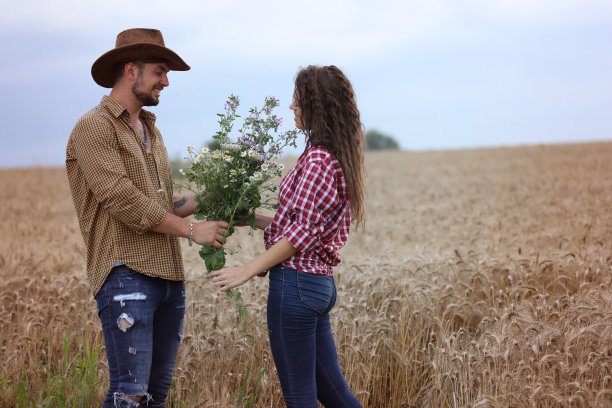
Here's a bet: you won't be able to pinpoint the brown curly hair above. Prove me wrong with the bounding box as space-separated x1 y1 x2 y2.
294 65 366 227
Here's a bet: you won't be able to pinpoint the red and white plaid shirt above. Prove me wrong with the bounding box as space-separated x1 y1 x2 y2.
264 146 351 275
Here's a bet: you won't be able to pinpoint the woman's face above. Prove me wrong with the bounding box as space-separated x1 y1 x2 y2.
289 97 306 130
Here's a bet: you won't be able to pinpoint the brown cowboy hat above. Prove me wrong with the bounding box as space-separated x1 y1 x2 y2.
91 28 190 88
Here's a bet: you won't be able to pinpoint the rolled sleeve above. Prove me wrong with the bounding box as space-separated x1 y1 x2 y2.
283 159 339 253
71 116 167 234
139 197 168 232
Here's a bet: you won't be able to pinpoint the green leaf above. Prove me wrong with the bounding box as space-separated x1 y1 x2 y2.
200 246 226 272
199 244 216 257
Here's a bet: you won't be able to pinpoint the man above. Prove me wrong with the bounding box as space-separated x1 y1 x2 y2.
66 28 228 407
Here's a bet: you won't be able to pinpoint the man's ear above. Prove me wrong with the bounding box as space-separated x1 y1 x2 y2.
124 62 139 81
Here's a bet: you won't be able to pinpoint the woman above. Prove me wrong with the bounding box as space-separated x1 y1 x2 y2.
209 65 365 407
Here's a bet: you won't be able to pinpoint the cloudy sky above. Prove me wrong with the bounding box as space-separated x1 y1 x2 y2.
1 0 611 167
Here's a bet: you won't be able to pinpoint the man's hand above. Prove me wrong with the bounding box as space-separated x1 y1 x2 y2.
152 212 228 247
192 221 229 248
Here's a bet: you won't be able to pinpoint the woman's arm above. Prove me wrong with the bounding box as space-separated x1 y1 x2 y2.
254 213 274 230
208 237 297 291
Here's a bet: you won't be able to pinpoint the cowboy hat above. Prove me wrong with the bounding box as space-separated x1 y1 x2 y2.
91 28 190 88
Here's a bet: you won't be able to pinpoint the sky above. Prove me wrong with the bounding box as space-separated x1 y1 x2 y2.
0 0 611 167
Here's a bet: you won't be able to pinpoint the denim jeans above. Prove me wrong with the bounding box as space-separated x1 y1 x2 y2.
95 266 186 407
267 265 362 408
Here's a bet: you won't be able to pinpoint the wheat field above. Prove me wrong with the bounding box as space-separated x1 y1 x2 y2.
1 142 611 407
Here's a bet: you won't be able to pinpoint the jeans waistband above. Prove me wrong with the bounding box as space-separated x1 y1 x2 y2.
269 265 332 281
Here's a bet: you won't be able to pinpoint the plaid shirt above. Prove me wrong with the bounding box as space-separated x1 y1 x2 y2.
264 147 350 275
66 96 184 296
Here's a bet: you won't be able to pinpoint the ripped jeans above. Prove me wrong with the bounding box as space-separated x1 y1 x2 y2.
95 265 186 407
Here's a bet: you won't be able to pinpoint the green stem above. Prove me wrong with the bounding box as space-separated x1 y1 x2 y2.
227 180 258 231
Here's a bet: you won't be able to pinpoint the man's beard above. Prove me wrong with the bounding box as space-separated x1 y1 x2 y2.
132 77 159 107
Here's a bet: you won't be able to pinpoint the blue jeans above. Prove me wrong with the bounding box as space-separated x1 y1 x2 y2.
267 265 362 408
95 266 186 407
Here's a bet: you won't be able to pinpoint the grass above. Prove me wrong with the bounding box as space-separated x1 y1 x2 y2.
1 334 102 408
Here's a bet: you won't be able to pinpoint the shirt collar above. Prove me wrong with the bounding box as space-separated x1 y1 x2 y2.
100 95 156 125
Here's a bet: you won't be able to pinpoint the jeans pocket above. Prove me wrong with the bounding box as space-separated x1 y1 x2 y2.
297 271 333 312
328 279 337 312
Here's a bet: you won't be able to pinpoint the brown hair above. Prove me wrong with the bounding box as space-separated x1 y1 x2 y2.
294 65 366 227
112 59 167 85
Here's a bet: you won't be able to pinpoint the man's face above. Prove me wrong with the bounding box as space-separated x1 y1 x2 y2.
132 62 170 106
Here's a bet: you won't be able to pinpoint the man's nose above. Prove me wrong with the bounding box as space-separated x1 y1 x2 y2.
161 73 169 86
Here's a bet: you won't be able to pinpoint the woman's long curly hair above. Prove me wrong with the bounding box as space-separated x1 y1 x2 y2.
294 65 366 227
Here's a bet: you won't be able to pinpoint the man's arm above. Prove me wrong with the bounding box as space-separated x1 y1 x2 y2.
172 193 198 218
152 212 228 248
71 117 228 246
165 193 229 247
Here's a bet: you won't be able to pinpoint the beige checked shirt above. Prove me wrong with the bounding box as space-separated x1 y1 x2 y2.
66 95 184 296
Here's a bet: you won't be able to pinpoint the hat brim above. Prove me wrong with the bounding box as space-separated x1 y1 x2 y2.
91 43 190 88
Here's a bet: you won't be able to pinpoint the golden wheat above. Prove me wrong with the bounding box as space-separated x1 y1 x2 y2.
1 142 611 407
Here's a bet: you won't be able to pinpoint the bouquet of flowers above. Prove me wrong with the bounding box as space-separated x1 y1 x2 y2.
179 95 299 333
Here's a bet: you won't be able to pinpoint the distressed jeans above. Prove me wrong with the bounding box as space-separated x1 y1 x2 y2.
95 265 186 407
267 265 362 408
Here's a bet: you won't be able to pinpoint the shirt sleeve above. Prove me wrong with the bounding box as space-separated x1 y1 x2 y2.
283 157 340 253
70 115 167 234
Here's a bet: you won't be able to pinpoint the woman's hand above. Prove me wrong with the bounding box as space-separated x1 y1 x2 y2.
208 266 252 292
208 237 298 292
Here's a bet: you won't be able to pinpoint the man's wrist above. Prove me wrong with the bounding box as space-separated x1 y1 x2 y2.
188 221 193 246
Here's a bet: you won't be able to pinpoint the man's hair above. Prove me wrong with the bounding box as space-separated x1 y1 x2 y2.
112 59 166 85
